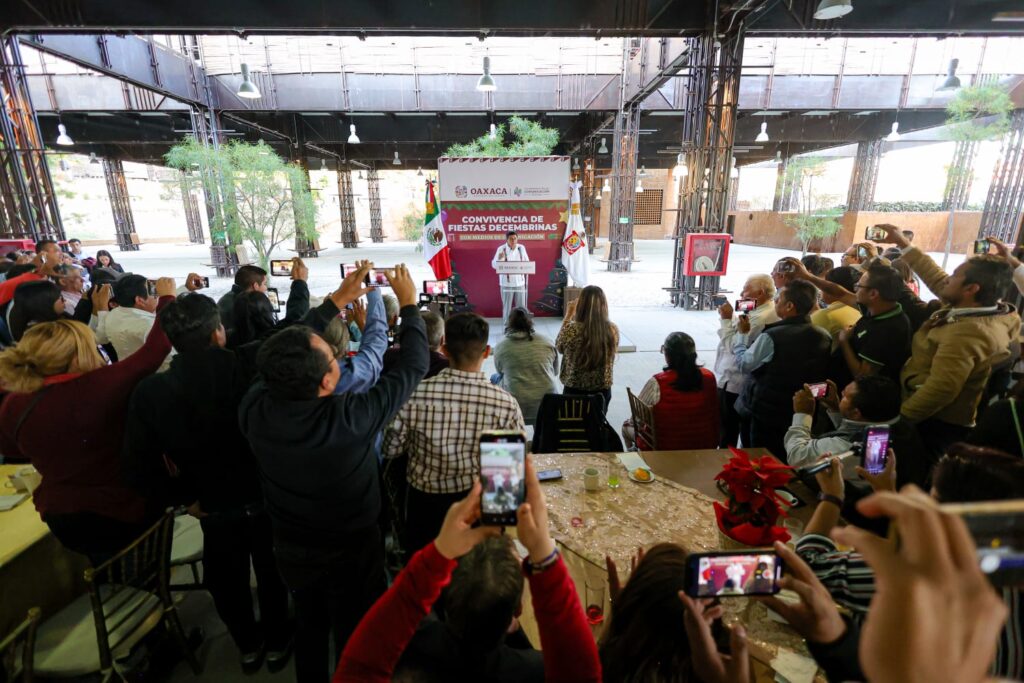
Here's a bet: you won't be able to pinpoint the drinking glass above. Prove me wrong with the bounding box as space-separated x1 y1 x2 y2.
607 461 621 489
585 579 606 625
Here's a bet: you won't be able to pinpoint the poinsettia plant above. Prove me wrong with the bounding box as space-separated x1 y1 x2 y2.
713 448 795 545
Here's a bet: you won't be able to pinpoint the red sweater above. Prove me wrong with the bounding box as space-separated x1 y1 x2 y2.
0 296 172 523
0 272 44 307
333 543 602 683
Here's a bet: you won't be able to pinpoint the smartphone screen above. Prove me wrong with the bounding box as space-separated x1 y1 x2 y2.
369 268 392 288
424 280 449 295
479 431 527 526
200 276 210 289
776 261 794 273
865 226 885 241
711 295 728 308
266 288 281 313
808 382 828 399
146 279 157 298
270 259 293 277
735 298 756 314
862 424 890 475
941 500 1024 588
857 246 869 259
537 469 562 482
685 551 784 597
974 239 990 255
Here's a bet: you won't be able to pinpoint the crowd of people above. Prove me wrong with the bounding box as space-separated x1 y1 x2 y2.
0 226 1021 683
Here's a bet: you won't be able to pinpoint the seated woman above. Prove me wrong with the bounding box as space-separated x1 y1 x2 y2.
9 279 92 342
623 331 719 450
493 307 559 424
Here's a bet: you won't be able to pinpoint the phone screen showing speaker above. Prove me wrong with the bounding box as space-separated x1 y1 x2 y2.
270 259 293 277
424 280 449 295
736 299 756 314
808 382 828 399
368 268 391 288
685 551 783 597
479 431 527 526
974 239 990 255
862 425 890 475
265 288 281 313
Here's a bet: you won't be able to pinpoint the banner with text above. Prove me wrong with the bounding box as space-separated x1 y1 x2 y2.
438 156 570 317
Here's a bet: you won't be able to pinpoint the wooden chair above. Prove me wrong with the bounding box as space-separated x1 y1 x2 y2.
1 608 40 683
531 393 624 453
32 512 202 680
627 387 658 451
168 512 205 591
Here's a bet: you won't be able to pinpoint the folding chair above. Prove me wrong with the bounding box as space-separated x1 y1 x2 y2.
1 608 40 683
627 387 658 451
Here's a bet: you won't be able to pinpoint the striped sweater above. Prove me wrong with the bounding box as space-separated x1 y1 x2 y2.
797 534 1023 679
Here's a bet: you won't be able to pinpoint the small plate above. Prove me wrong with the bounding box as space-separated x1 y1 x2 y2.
628 468 655 484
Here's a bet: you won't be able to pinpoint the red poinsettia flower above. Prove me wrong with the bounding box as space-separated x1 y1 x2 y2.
714 448 794 545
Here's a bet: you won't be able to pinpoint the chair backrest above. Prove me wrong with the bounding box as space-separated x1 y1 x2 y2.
84 512 174 672
532 393 624 453
627 387 657 451
0 608 40 683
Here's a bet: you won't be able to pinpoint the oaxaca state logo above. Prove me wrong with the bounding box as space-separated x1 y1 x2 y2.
513 187 523 197
427 226 445 247
563 231 584 255
455 185 468 198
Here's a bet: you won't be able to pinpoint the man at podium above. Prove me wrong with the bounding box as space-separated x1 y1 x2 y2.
491 230 530 321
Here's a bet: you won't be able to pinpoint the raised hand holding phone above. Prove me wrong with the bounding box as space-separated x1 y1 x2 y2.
856 448 896 493
679 593 750 683
433 479 500 560
155 277 177 298
756 541 846 645
330 262 373 309
387 264 417 308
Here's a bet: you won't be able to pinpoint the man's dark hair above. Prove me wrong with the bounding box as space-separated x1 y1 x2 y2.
863 262 904 302
932 443 1024 503
5 252 17 262
825 265 860 293
962 255 1013 306
234 264 268 290
782 280 817 317
442 536 523 651
68 238 81 245
256 326 331 400
160 293 221 354
34 239 56 254
422 311 444 350
850 374 901 421
444 313 489 364
505 230 517 239
6 263 36 278
113 274 149 308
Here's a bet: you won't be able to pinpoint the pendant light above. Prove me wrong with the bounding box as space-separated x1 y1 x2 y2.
635 176 643 193
886 121 901 142
89 152 99 164
673 153 689 178
601 178 611 193
476 56 496 92
598 138 609 154
938 58 961 91
489 123 497 140
813 0 853 20
392 149 401 165
347 124 360 144
755 121 769 142
237 64 261 99
416 167 423 176
730 157 740 179
56 123 73 146
357 170 364 180
572 157 580 172
320 158 327 170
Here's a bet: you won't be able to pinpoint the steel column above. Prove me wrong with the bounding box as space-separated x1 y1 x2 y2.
979 110 1024 244
0 37 64 241
607 105 641 271
846 139 884 212
191 107 239 276
728 171 739 211
102 158 139 251
179 169 204 244
942 139 980 211
338 166 358 248
670 31 743 309
772 157 799 212
367 166 384 243
579 140 597 255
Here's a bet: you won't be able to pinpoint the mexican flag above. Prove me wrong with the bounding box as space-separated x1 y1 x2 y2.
562 180 590 286
422 180 452 280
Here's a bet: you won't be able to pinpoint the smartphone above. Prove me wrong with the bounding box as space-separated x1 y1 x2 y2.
974 239 990 255
940 500 1024 587
776 261 795 273
735 298 756 314
857 246 869 260
265 287 281 313
711 295 728 308
368 268 392 288
270 259 294 277
537 468 563 482
340 263 359 279
479 430 528 526
146 279 157 298
808 382 828 399
424 280 449 295
865 226 886 241
684 550 784 598
861 424 890 475
199 276 210 289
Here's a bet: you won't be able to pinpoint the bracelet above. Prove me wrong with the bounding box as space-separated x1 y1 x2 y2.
524 547 560 575
817 492 844 508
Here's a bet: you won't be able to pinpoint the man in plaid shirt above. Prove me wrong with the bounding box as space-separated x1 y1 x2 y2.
384 313 525 554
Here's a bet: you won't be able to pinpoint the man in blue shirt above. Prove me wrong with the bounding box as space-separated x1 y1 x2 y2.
333 285 388 395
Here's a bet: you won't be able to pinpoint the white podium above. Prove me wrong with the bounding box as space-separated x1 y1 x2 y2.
493 261 536 318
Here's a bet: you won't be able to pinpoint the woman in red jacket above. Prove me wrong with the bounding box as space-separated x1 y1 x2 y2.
624 332 719 450
334 457 602 683
0 278 175 563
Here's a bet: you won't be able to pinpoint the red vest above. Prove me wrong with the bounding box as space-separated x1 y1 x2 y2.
639 368 719 451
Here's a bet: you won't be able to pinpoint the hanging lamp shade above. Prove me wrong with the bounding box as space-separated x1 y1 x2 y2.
938 58 961 91
347 124 360 144
237 63 261 99
572 157 580 171
392 150 401 165
886 121 901 142
673 153 689 178
730 157 740 179
598 138 609 154
813 0 853 20
320 158 327 170
601 178 611 193
635 177 643 193
416 167 423 176
489 123 496 139
56 123 73 146
89 152 99 164
476 56 497 92
755 121 769 143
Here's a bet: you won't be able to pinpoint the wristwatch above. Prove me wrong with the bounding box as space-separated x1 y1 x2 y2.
817 492 844 508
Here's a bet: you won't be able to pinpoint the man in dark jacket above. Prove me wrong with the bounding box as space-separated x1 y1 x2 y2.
239 264 428 683
733 280 831 461
217 264 269 336
124 283 346 673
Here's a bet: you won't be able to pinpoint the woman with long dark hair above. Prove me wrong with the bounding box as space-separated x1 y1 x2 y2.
624 332 719 450
9 280 64 341
556 285 618 411
93 250 124 274
493 307 558 424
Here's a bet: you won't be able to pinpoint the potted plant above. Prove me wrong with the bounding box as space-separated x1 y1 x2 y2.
713 448 795 546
